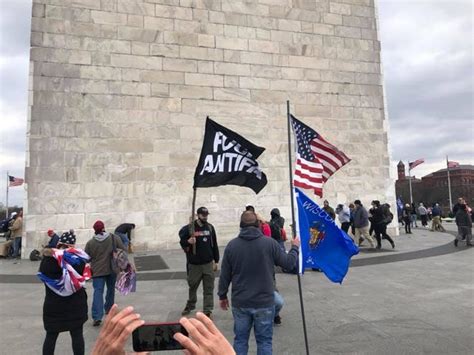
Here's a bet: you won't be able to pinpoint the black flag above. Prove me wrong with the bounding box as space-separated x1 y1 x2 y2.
193 117 268 194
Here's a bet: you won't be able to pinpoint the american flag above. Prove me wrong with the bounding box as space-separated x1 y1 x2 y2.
408 158 424 170
8 175 24 187
291 115 351 197
447 161 460 169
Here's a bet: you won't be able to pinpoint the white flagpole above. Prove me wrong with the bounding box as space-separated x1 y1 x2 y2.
446 156 453 211
408 162 413 205
5 171 9 219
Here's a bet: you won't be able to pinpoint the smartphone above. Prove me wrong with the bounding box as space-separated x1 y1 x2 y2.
132 322 188 352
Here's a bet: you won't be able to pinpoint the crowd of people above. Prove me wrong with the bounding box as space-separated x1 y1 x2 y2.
397 197 473 247
1 196 472 354
324 199 395 250
28 205 299 355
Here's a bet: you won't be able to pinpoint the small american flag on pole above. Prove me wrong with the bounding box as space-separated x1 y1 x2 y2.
447 161 459 169
291 115 350 197
8 175 24 187
408 159 424 170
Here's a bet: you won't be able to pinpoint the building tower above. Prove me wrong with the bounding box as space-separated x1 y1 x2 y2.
397 161 406 180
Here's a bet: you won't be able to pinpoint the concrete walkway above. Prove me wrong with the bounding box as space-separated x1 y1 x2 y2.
0 228 473 354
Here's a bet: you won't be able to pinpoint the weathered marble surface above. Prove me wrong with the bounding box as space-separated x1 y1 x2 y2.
25 0 395 254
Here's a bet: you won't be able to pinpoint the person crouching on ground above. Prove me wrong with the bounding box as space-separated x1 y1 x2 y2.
37 231 89 355
218 211 300 355
85 220 125 326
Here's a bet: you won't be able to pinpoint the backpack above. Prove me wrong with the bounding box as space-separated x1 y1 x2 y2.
383 209 394 225
111 234 129 274
29 249 41 261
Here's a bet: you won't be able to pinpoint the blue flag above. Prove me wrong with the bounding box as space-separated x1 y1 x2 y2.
296 188 359 283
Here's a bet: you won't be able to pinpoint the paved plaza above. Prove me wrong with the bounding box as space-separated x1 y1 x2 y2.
1 225 473 354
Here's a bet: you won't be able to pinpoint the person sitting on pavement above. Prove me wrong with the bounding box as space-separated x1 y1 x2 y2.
85 220 125 327
218 211 300 355
46 229 60 249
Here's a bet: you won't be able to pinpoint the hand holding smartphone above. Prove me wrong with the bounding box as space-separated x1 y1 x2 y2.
132 322 188 352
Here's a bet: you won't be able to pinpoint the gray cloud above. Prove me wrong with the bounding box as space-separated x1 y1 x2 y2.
379 0 473 165
0 0 32 57
0 0 473 207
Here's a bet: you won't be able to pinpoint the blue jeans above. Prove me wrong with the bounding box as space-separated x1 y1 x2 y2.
92 274 117 321
274 291 284 317
232 306 274 355
13 237 22 257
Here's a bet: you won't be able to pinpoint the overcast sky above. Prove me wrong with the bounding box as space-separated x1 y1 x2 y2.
0 0 473 207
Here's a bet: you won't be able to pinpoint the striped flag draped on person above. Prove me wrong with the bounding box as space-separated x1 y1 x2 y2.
291 114 350 197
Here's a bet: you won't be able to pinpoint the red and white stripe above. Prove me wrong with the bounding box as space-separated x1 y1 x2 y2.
294 155 324 197
310 136 351 182
447 161 459 169
8 176 24 187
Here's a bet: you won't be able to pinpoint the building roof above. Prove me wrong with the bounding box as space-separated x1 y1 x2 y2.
422 164 474 178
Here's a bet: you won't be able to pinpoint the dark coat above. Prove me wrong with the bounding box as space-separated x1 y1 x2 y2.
179 220 219 265
218 226 298 308
40 250 88 332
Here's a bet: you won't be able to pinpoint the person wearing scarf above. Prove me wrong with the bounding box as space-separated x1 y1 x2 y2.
37 231 90 355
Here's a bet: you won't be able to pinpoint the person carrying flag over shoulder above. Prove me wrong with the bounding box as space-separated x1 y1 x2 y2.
179 206 219 318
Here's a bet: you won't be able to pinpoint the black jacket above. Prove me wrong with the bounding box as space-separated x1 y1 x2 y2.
114 223 135 238
39 249 88 332
371 207 385 225
179 220 219 265
455 210 472 227
218 226 298 308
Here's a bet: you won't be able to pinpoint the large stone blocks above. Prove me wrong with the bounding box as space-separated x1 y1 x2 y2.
25 0 395 255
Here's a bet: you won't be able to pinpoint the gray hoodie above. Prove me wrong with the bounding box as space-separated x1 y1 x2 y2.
218 226 298 308
85 232 124 277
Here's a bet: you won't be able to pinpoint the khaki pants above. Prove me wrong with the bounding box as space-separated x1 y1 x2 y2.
355 226 375 247
186 262 215 313
431 216 445 232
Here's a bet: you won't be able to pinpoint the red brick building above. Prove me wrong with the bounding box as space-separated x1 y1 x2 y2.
395 161 473 213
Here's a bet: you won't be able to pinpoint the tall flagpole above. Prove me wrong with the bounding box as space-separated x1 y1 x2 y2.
446 156 453 211
190 188 197 255
286 100 310 355
408 162 413 205
5 171 9 219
